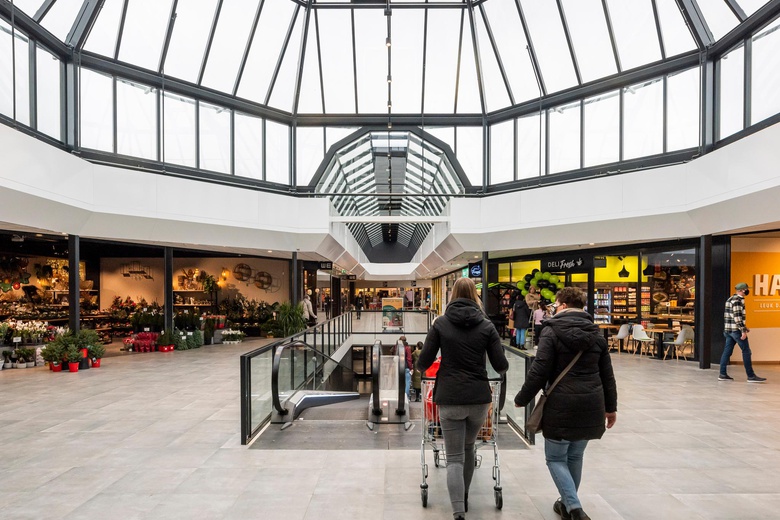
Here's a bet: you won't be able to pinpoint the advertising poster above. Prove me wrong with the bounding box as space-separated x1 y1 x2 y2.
382 297 404 331
731 252 780 329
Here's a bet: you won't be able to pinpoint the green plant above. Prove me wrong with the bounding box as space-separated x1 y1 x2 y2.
65 345 82 364
277 301 307 338
173 330 188 350
88 343 106 360
222 330 246 342
203 318 216 343
202 273 219 294
41 343 64 364
190 329 203 348
2 349 12 362
157 330 175 346
77 329 101 349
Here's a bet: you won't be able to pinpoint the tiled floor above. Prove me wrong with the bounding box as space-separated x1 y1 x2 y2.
1 341 779 519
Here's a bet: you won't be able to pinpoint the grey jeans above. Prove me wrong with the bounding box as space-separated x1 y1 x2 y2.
438 403 491 516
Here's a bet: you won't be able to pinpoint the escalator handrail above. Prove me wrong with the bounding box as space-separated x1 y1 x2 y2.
396 341 406 415
271 339 351 416
371 340 382 416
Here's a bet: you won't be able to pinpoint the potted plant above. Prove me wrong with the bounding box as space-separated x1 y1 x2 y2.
13 348 27 369
157 330 175 352
2 349 12 369
222 330 246 344
65 345 82 372
77 329 101 370
87 343 106 368
276 301 307 338
41 342 64 372
173 330 188 351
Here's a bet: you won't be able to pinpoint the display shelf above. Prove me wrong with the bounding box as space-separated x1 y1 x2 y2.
594 288 612 324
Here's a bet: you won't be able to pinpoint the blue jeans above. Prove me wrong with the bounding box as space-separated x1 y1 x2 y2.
720 331 756 378
545 438 589 512
405 368 411 399
516 328 526 348
438 403 491 516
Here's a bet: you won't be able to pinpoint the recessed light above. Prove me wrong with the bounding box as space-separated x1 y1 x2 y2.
588 242 595 246
35 233 43 237
267 250 273 253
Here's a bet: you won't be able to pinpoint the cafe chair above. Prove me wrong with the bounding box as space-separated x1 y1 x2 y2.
663 325 695 360
630 324 654 356
609 324 631 354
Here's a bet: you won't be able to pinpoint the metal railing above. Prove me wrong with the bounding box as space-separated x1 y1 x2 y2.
500 344 538 444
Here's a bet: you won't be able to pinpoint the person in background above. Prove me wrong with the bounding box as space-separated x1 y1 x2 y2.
355 292 364 320
526 285 542 311
392 336 413 399
512 296 531 350
323 294 331 319
719 282 766 382
677 279 693 307
532 302 549 346
514 287 618 520
418 277 509 520
412 342 423 401
301 293 317 327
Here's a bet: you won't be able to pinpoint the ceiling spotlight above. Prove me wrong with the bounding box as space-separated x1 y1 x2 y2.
35 233 43 237
387 121 392 129
387 74 392 83
386 37 391 47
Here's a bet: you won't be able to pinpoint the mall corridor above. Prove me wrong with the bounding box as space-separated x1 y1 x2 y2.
1 341 779 519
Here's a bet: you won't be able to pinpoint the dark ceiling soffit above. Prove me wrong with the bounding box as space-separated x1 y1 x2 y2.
483 148 698 195
0 1 69 58
65 0 104 49
675 0 715 48
307 124 472 189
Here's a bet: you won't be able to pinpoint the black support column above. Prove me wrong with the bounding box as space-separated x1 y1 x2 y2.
164 247 173 332
481 251 489 310
696 235 713 369
291 252 299 307
68 235 80 333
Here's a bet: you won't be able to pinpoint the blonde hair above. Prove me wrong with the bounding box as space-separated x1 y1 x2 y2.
451 277 483 310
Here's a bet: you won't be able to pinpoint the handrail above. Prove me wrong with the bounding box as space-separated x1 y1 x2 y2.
370 340 382 417
270 339 353 416
396 343 406 415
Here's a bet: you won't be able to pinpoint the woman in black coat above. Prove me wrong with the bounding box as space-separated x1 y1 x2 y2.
514 287 617 520
417 277 509 520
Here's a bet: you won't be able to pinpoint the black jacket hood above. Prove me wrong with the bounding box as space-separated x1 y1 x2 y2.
444 298 486 328
545 309 600 352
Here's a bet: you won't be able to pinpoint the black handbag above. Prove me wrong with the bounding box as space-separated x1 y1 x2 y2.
526 351 583 434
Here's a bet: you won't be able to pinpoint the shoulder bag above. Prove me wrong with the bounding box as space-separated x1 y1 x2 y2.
525 351 583 434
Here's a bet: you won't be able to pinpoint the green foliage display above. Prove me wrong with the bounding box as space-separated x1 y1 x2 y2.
157 330 176 346
277 301 307 338
65 345 82 364
88 343 106 359
203 318 216 343
77 329 101 349
41 343 64 364
173 330 188 351
222 330 246 342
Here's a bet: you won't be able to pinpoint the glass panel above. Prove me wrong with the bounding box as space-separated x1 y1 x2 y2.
391 10 423 113
297 13 323 114
0 20 13 118
297 127 324 187
623 79 663 160
607 0 662 71
503 349 530 434
14 34 30 126
84 0 123 57
201 0 260 92
490 120 514 184
267 12 304 113
455 126 483 186
248 349 273 436
483 0 539 104
234 112 263 180
162 0 219 83
583 90 619 167
10 0 43 17
424 9 460 113
199 101 231 174
548 101 581 174
655 0 697 57
718 44 744 139
79 68 113 152
116 79 157 160
117 0 173 71
697 0 740 41
162 92 196 168
318 9 356 113
520 0 577 93
667 67 700 151
266 120 289 185
39 0 82 42
425 127 454 153
644 248 697 353
36 47 61 140
457 13 482 114
517 113 545 179
594 255 639 326
739 0 771 16
751 18 780 125
326 127 357 151
475 9 511 112
354 10 387 114
561 0 618 83
237 1 296 105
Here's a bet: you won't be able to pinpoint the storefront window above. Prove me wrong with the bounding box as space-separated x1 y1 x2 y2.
593 255 640 324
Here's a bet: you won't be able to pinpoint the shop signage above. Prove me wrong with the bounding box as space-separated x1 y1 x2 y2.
461 267 469 277
469 263 483 278
543 256 590 273
319 262 333 270
411 280 417 287
754 274 780 297
343 274 356 280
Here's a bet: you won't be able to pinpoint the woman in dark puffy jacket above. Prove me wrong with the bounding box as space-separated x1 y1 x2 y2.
417 277 509 520
514 287 617 520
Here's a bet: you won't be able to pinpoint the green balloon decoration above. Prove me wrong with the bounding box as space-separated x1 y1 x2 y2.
542 272 551 280
521 289 529 296
556 281 565 289
549 275 559 284
516 281 525 290
530 279 538 288
533 271 543 280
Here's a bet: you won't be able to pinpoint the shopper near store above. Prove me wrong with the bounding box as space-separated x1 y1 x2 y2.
412 342 423 401
532 303 548 346
355 292 364 320
302 293 317 327
392 336 413 399
512 296 532 349
417 277 509 520
324 295 331 319
513 287 618 520
720 282 766 382
526 285 542 310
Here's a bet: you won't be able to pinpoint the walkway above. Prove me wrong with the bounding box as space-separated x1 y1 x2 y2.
1 341 779 519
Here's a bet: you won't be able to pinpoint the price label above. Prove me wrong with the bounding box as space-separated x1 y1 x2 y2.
13 337 21 343
187 332 193 336
184 310 189 314
143 307 147 312
144 327 150 332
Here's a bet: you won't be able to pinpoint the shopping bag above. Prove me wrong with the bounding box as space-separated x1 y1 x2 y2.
526 394 546 434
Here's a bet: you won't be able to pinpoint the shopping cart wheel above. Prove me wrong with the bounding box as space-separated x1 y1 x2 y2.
494 488 503 510
433 450 440 468
421 487 428 507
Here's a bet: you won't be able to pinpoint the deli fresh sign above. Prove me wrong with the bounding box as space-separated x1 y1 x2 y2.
544 256 589 272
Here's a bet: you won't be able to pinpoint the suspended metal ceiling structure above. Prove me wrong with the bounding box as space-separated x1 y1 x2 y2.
2 0 778 259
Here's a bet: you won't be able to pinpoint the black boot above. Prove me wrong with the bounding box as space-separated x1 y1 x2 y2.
553 499 571 519
569 508 591 520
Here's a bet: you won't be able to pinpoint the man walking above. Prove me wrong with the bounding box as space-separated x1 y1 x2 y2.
719 282 766 383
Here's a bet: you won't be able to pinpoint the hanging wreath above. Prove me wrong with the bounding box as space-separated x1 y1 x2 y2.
254 271 273 290
233 263 253 282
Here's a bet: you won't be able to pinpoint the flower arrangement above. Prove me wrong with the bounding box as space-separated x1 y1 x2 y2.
222 330 246 343
7 319 49 343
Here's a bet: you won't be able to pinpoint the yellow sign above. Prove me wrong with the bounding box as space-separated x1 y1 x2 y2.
731 252 780 329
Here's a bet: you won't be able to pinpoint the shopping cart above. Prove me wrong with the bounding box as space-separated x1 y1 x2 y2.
419 378 503 509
